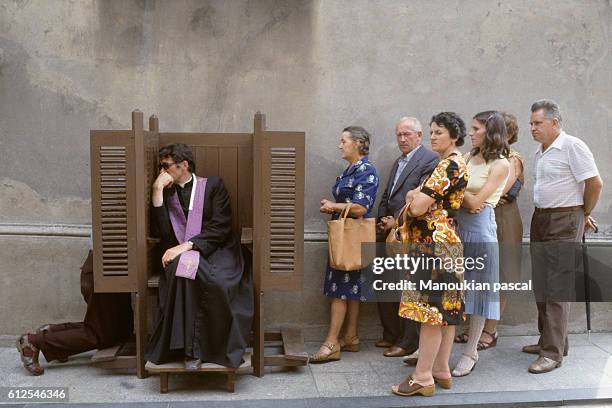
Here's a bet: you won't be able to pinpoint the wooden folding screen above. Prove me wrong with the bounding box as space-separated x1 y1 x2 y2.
90 111 158 376
252 114 305 375
91 111 305 380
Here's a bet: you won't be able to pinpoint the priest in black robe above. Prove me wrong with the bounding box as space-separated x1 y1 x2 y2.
146 143 253 369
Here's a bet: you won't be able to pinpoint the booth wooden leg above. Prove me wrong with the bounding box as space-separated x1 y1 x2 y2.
227 372 236 393
160 373 168 394
135 292 147 378
253 289 265 377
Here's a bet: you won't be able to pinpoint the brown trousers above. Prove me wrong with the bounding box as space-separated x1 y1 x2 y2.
530 208 584 362
29 251 134 362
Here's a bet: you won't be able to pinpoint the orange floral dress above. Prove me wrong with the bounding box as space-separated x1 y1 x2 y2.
398 153 468 326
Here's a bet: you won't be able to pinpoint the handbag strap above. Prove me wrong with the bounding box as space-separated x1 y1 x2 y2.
393 204 410 228
340 203 352 219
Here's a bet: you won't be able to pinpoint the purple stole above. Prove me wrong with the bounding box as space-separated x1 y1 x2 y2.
167 175 207 280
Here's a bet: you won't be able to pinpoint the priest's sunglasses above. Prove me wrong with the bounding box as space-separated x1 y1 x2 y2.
159 161 179 170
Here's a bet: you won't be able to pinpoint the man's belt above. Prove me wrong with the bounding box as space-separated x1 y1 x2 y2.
534 205 583 213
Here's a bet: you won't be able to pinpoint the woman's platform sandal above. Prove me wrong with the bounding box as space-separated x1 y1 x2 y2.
433 376 453 389
310 343 341 363
339 336 360 352
391 375 435 397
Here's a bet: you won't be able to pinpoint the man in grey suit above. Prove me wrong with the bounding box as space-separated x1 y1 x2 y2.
375 116 439 357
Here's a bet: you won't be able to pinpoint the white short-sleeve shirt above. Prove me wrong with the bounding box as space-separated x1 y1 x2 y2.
533 131 599 208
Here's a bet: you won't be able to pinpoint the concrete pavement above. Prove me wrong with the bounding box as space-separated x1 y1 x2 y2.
1 332 612 406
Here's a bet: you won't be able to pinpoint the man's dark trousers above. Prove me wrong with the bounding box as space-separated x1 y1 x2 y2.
376 146 438 350
530 207 584 362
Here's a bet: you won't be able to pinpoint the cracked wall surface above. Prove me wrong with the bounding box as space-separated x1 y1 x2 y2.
0 0 611 333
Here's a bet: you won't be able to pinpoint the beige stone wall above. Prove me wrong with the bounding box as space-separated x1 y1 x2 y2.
1 0 610 334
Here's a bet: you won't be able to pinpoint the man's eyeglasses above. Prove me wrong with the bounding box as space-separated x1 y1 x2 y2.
159 162 177 170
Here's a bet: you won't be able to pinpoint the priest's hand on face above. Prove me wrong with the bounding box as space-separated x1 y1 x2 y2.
153 170 174 191
152 170 174 207
162 242 192 268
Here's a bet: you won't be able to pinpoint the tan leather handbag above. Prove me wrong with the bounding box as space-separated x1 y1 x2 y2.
328 203 376 271
385 204 411 256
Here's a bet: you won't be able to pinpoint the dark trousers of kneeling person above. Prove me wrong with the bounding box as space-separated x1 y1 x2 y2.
17 250 134 375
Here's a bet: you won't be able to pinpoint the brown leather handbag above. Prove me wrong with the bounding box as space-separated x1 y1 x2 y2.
328 203 376 271
385 204 411 256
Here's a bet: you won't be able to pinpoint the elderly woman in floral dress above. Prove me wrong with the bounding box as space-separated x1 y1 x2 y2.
310 126 379 363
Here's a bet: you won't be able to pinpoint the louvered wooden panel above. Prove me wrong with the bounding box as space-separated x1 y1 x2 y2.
91 130 137 292
254 125 305 292
100 146 129 275
270 147 297 273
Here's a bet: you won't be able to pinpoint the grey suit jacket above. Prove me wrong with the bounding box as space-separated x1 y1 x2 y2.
377 146 440 219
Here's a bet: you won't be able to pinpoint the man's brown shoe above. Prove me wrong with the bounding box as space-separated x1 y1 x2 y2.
384 345 415 357
522 344 568 357
522 344 540 354
528 356 561 374
403 357 418 366
375 340 393 348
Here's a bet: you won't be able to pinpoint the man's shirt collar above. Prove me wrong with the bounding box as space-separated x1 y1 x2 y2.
176 174 194 189
539 131 566 155
400 144 421 162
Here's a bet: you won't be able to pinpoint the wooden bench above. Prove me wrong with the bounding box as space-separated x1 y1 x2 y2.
89 111 307 392
145 353 252 393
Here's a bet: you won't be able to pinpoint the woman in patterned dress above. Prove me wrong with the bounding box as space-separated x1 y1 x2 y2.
392 112 468 397
310 126 379 363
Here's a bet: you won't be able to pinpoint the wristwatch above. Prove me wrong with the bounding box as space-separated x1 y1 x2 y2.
187 241 195 249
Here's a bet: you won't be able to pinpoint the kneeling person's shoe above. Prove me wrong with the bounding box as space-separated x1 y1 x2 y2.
16 334 44 376
528 356 561 374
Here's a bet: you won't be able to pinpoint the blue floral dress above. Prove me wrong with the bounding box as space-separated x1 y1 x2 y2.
324 156 379 301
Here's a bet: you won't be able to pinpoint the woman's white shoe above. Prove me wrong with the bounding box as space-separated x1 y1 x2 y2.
452 353 478 377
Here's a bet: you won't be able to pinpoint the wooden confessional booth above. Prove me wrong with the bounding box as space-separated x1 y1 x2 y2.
89 110 307 392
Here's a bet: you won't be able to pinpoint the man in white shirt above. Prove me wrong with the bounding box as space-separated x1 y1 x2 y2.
525 100 603 374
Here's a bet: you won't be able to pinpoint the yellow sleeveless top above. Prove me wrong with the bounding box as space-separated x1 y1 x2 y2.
466 157 509 206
